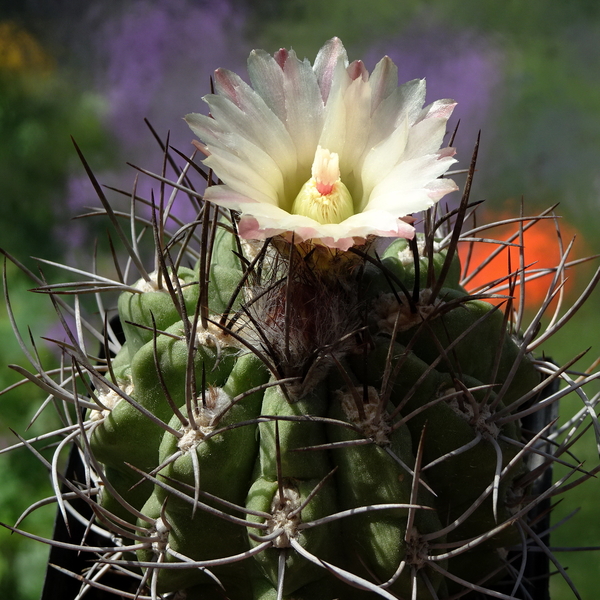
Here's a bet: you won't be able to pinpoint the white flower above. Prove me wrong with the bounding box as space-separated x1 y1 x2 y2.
186 38 458 251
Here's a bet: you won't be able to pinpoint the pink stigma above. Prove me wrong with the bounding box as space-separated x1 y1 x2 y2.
311 146 340 197
316 180 334 196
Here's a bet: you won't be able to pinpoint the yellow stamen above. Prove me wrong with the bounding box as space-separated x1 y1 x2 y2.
291 146 354 225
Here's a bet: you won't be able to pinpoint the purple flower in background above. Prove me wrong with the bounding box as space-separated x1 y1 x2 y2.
97 0 248 153
62 0 250 245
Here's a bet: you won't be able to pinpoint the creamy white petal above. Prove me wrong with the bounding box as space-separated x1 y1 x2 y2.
185 112 227 149
366 154 458 212
394 79 428 127
280 50 324 169
416 98 457 123
363 179 458 217
317 55 350 157
215 132 286 196
237 204 415 250
204 145 282 206
366 189 440 214
187 39 458 250
212 68 294 144
341 75 372 176
203 184 259 211
369 56 398 113
337 208 416 239
359 116 409 210
403 112 456 161
187 111 291 202
313 37 348 103
236 202 334 242
247 49 287 122
424 177 460 199
363 78 426 156
204 95 298 196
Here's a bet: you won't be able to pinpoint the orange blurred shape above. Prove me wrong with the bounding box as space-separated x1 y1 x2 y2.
458 213 582 309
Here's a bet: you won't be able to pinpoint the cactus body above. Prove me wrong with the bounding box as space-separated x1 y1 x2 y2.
2 42 598 600
5 192 599 600
63 221 560 600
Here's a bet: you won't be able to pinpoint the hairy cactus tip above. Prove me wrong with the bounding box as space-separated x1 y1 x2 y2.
2 36 600 600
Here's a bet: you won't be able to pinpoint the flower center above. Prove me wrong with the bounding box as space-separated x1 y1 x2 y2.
290 146 354 225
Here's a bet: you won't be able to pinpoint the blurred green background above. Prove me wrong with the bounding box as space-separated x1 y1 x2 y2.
1 1 599 598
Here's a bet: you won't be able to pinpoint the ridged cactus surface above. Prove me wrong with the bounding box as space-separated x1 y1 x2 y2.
84 226 546 600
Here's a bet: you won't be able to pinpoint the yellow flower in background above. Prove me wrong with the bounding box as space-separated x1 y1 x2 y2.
187 37 458 251
0 21 53 74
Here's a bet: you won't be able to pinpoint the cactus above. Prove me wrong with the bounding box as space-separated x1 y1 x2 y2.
2 39 600 600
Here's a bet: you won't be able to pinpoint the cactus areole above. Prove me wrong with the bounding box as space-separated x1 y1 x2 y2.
3 38 600 600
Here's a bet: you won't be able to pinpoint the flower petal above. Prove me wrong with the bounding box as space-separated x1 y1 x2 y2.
359 116 409 210
366 153 458 214
369 55 398 113
234 202 416 251
205 71 299 180
203 184 259 210
363 78 426 156
247 49 287 122
341 75 372 175
403 114 456 161
416 98 457 123
280 50 324 169
204 144 282 206
313 37 348 103
317 53 350 157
